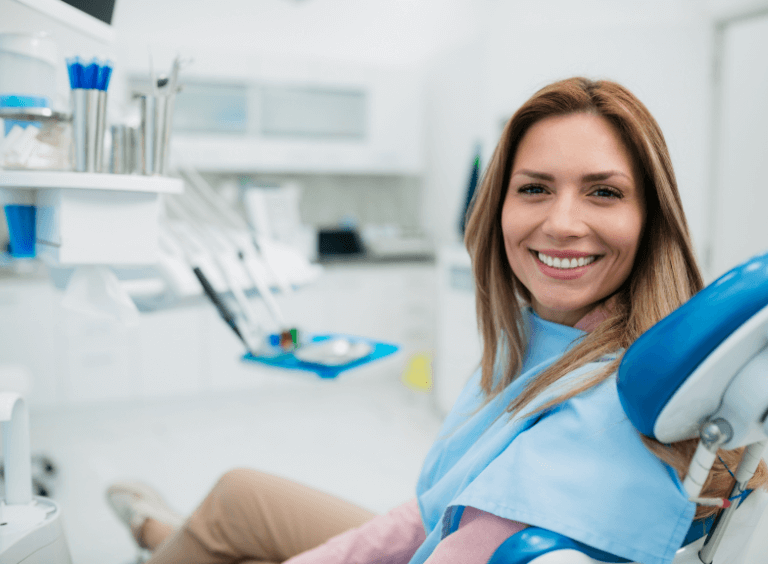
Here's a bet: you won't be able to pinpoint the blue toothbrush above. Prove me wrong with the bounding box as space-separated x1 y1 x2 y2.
66 57 113 91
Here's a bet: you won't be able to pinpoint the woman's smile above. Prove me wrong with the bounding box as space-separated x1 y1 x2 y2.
531 249 602 280
501 112 646 326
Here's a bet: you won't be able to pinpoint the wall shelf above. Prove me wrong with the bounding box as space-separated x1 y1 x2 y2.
0 170 183 194
0 171 183 265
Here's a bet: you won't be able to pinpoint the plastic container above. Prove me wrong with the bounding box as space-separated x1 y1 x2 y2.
0 33 57 134
0 33 57 101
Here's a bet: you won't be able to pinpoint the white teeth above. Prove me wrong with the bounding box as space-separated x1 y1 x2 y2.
537 252 596 269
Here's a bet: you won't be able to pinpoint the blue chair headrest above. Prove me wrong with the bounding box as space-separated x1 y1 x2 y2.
617 252 768 440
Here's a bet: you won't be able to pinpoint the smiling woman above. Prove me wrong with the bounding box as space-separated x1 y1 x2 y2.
465 77 702 404
464 78 765 533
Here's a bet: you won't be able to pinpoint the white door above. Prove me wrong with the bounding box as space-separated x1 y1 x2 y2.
710 14 768 279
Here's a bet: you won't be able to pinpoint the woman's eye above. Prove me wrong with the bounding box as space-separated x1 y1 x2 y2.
591 186 623 199
518 184 547 195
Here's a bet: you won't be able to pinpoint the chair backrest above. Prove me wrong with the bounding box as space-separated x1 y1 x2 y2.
617 251 768 445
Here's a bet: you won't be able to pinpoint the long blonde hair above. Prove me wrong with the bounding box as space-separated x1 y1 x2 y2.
464 77 765 519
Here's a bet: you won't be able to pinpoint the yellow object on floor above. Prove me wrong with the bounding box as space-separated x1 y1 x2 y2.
402 353 433 392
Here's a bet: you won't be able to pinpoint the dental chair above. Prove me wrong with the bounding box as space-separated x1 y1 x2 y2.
0 392 72 564
488 252 768 564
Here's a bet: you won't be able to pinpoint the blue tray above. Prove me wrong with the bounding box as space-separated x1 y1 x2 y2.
243 334 399 379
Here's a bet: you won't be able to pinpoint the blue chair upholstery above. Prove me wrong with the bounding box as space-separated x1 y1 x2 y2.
486 528 632 563
485 515 723 564
617 251 768 439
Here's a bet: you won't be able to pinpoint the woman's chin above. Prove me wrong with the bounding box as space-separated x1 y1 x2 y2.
531 301 597 326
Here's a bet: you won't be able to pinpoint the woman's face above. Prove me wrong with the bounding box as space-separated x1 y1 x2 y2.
501 112 645 326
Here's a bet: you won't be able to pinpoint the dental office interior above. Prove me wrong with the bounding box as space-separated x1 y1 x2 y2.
1 0 768 562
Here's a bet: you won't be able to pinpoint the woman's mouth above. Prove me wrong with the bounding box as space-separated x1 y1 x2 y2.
535 251 600 270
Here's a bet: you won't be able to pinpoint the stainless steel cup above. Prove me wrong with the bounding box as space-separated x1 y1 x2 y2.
138 93 175 175
95 90 107 171
128 126 140 174
110 124 127 174
72 88 107 172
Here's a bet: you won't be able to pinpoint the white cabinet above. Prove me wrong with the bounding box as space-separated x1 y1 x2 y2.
166 66 425 175
0 262 437 406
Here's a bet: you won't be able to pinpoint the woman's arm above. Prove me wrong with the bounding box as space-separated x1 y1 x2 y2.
284 498 426 564
424 507 527 564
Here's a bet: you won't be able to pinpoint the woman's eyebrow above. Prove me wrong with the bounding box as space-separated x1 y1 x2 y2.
581 171 632 182
512 170 632 182
512 170 555 181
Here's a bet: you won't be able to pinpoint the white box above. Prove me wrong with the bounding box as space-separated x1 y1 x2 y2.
36 187 160 265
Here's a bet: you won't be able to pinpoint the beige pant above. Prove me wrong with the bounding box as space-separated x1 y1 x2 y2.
147 468 377 564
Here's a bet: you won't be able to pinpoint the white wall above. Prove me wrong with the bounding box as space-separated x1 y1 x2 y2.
422 0 714 255
110 0 480 71
420 38 485 245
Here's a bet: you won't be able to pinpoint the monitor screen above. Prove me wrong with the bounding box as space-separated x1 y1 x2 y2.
59 0 116 25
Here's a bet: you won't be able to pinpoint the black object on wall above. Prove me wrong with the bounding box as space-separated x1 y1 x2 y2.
459 144 481 236
60 0 117 25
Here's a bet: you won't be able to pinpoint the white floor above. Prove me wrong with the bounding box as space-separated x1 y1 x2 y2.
26 360 444 564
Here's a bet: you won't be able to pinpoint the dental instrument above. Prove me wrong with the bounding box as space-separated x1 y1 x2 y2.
192 262 254 354
161 214 264 354
149 50 156 96
164 195 265 335
175 167 296 328
178 166 296 295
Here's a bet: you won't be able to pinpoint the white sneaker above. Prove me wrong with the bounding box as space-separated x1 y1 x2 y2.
106 481 185 547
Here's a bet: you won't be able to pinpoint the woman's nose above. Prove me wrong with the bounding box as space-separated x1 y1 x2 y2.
541 194 588 239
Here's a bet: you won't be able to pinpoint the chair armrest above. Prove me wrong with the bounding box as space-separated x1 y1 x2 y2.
486 527 632 564
528 552 634 564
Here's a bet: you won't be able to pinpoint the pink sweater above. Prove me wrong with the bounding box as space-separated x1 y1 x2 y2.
285 304 610 564
284 499 525 564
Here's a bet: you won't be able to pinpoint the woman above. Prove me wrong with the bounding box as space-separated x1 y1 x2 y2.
108 77 766 564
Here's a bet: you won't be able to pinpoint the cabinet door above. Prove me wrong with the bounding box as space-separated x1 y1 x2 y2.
710 15 768 279
434 246 481 415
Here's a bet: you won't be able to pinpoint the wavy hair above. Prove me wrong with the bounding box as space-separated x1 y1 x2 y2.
463 77 765 519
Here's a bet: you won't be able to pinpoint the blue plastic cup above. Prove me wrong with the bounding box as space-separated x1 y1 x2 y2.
4 204 36 258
